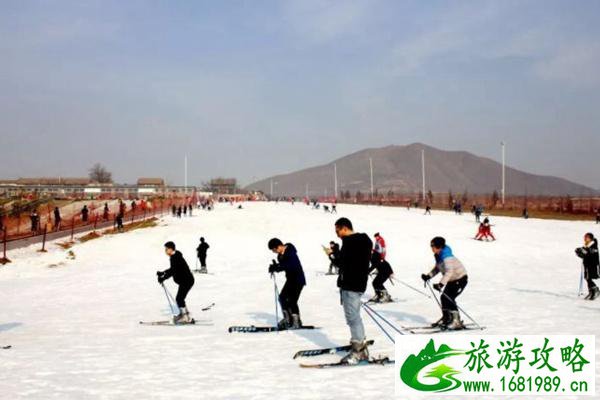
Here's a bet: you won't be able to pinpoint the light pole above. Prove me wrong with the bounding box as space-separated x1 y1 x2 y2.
369 157 374 199
334 163 338 199
501 141 506 205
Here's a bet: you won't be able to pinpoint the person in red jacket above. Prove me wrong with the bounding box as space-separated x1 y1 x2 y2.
372 232 387 264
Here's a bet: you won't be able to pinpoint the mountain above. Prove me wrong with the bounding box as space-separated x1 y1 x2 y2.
245 143 597 197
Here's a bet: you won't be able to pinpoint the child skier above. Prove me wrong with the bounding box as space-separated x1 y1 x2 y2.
157 241 195 323
575 233 600 300
421 237 468 330
196 237 210 273
368 257 394 303
475 217 496 241
372 232 387 264
324 241 341 275
268 238 307 329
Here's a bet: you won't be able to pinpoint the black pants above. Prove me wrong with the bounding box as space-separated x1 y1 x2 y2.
586 278 598 290
176 280 194 308
441 276 468 311
279 281 303 315
372 272 391 291
199 254 207 267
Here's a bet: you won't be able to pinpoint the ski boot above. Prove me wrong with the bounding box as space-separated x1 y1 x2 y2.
368 291 381 303
589 287 600 301
445 311 465 330
173 307 192 324
379 290 392 303
277 310 291 330
431 309 450 328
340 339 370 365
291 314 302 329
199 267 208 274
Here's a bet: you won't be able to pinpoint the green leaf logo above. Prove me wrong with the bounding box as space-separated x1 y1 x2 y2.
400 339 465 392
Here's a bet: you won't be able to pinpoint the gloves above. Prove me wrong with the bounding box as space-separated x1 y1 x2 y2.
575 247 586 258
268 260 279 274
421 273 430 282
433 283 444 292
156 270 165 284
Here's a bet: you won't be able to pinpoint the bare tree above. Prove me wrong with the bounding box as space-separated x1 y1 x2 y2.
89 163 113 183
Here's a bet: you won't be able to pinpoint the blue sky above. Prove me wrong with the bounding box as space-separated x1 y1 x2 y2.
1 0 599 188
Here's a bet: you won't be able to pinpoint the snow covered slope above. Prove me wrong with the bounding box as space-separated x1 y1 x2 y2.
0 202 598 399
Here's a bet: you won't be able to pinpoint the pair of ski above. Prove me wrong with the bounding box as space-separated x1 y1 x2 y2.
139 302 215 326
294 340 393 368
1 345 11 350
401 323 486 334
228 325 318 333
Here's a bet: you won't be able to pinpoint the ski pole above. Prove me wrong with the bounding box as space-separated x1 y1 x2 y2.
164 285 177 305
362 302 405 335
578 264 584 297
393 277 432 299
362 303 395 344
161 283 177 315
271 273 280 331
426 281 443 311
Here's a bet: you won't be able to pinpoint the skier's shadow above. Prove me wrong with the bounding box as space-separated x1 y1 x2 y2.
0 322 22 332
511 288 574 300
248 312 338 348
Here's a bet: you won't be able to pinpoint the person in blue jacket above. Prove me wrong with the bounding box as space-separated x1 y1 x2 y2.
268 238 307 329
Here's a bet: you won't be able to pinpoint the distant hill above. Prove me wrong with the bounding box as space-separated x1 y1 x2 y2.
245 143 597 197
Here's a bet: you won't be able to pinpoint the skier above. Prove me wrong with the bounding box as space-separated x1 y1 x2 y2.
425 205 432 215
474 206 482 222
103 203 109 221
188 204 193 216
268 238 306 329
183 205 187 217
368 257 394 303
372 232 387 264
335 217 373 364
53 207 61 231
196 237 210 273
171 204 177 217
157 241 195 323
177 206 182 218
331 204 337 214
522 208 529 219
475 217 495 241
421 237 468 330
324 241 341 275
575 233 600 300
595 209 600 224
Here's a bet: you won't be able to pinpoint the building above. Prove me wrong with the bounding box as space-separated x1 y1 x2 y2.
208 178 238 194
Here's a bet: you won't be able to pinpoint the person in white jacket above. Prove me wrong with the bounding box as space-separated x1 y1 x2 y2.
421 237 468 330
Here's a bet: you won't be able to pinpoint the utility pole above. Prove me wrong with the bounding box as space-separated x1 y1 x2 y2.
334 163 338 199
421 149 426 202
369 157 374 199
501 141 506 205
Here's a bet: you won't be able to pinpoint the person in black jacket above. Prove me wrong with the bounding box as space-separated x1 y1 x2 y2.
53 207 61 231
368 258 394 303
335 217 373 364
196 237 210 273
575 233 600 300
157 241 195 323
268 238 306 329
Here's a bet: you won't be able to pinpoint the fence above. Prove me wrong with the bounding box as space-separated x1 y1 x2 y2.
0 198 196 263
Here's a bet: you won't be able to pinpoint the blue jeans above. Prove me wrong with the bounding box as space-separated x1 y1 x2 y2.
341 290 365 342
